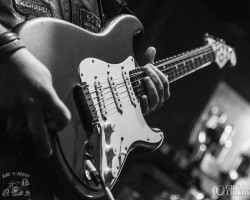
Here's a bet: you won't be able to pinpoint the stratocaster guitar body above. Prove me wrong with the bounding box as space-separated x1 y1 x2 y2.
15 14 236 200
15 15 162 199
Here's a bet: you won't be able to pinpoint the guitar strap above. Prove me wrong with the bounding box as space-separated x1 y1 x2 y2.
101 0 135 20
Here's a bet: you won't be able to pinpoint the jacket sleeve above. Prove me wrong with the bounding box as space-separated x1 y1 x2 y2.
0 24 8 36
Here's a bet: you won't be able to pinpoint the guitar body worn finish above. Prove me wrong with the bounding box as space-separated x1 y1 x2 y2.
15 15 163 199
79 56 163 184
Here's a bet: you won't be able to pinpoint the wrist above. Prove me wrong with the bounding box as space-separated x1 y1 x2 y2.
0 31 25 65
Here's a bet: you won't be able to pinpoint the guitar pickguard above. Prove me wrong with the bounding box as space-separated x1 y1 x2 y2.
79 56 164 187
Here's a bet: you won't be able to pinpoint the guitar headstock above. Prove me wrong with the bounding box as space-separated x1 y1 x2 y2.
204 34 237 69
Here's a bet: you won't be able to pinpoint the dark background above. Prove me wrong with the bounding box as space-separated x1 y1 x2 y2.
127 0 250 147
112 0 250 198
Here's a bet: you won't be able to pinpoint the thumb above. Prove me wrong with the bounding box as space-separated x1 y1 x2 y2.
142 46 156 65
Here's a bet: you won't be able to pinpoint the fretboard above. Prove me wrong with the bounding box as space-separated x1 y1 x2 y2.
130 45 215 98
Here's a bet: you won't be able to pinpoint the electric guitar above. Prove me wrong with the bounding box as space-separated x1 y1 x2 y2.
15 15 236 199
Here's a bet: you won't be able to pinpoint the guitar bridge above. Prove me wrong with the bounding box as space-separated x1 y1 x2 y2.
73 83 98 131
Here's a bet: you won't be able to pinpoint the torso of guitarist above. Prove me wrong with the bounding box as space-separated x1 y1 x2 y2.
0 0 120 200
0 1 170 200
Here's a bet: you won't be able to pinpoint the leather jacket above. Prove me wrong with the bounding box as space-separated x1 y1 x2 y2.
0 0 124 32
0 0 126 153
0 1 126 199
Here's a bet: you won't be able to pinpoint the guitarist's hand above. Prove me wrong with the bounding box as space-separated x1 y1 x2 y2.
141 47 170 115
0 48 71 158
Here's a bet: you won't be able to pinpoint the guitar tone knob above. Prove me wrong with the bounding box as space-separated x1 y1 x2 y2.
105 146 118 157
104 168 117 181
104 122 116 136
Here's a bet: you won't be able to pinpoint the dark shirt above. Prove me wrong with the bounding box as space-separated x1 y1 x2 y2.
0 1 124 199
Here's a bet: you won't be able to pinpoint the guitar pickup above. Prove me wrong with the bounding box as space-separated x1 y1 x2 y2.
94 79 107 120
122 68 137 107
107 73 123 114
73 83 98 131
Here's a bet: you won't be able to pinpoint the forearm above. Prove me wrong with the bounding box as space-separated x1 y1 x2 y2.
0 23 25 66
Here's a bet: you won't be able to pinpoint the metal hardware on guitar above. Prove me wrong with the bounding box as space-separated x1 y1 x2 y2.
84 160 115 200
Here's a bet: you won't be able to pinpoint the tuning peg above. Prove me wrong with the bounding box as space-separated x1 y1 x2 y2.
203 33 215 44
204 33 214 39
220 39 225 44
228 47 233 53
215 38 226 46
204 33 209 38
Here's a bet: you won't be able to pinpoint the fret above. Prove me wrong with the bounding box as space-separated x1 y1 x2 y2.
194 57 202 66
130 45 215 98
159 65 167 71
203 53 211 63
130 68 145 99
177 63 185 69
126 35 235 104
209 51 215 60
138 69 144 96
174 64 181 78
185 60 193 71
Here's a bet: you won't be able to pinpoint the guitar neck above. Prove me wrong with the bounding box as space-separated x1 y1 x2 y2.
130 45 215 98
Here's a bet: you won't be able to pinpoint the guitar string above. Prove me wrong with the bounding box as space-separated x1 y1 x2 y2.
94 48 213 112
131 50 215 95
94 96 131 113
94 64 201 117
94 89 150 119
95 100 133 120
92 47 213 118
96 102 134 120
98 45 213 86
91 58 215 109
94 96 131 116
84 47 215 118
93 68 215 118
90 49 214 108
87 47 214 95
88 48 214 102
94 49 223 119
93 90 131 110
92 87 129 107
154 45 213 66
89 50 213 92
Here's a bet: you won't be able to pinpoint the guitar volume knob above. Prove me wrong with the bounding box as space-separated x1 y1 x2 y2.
104 168 117 181
105 146 118 156
103 122 116 136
